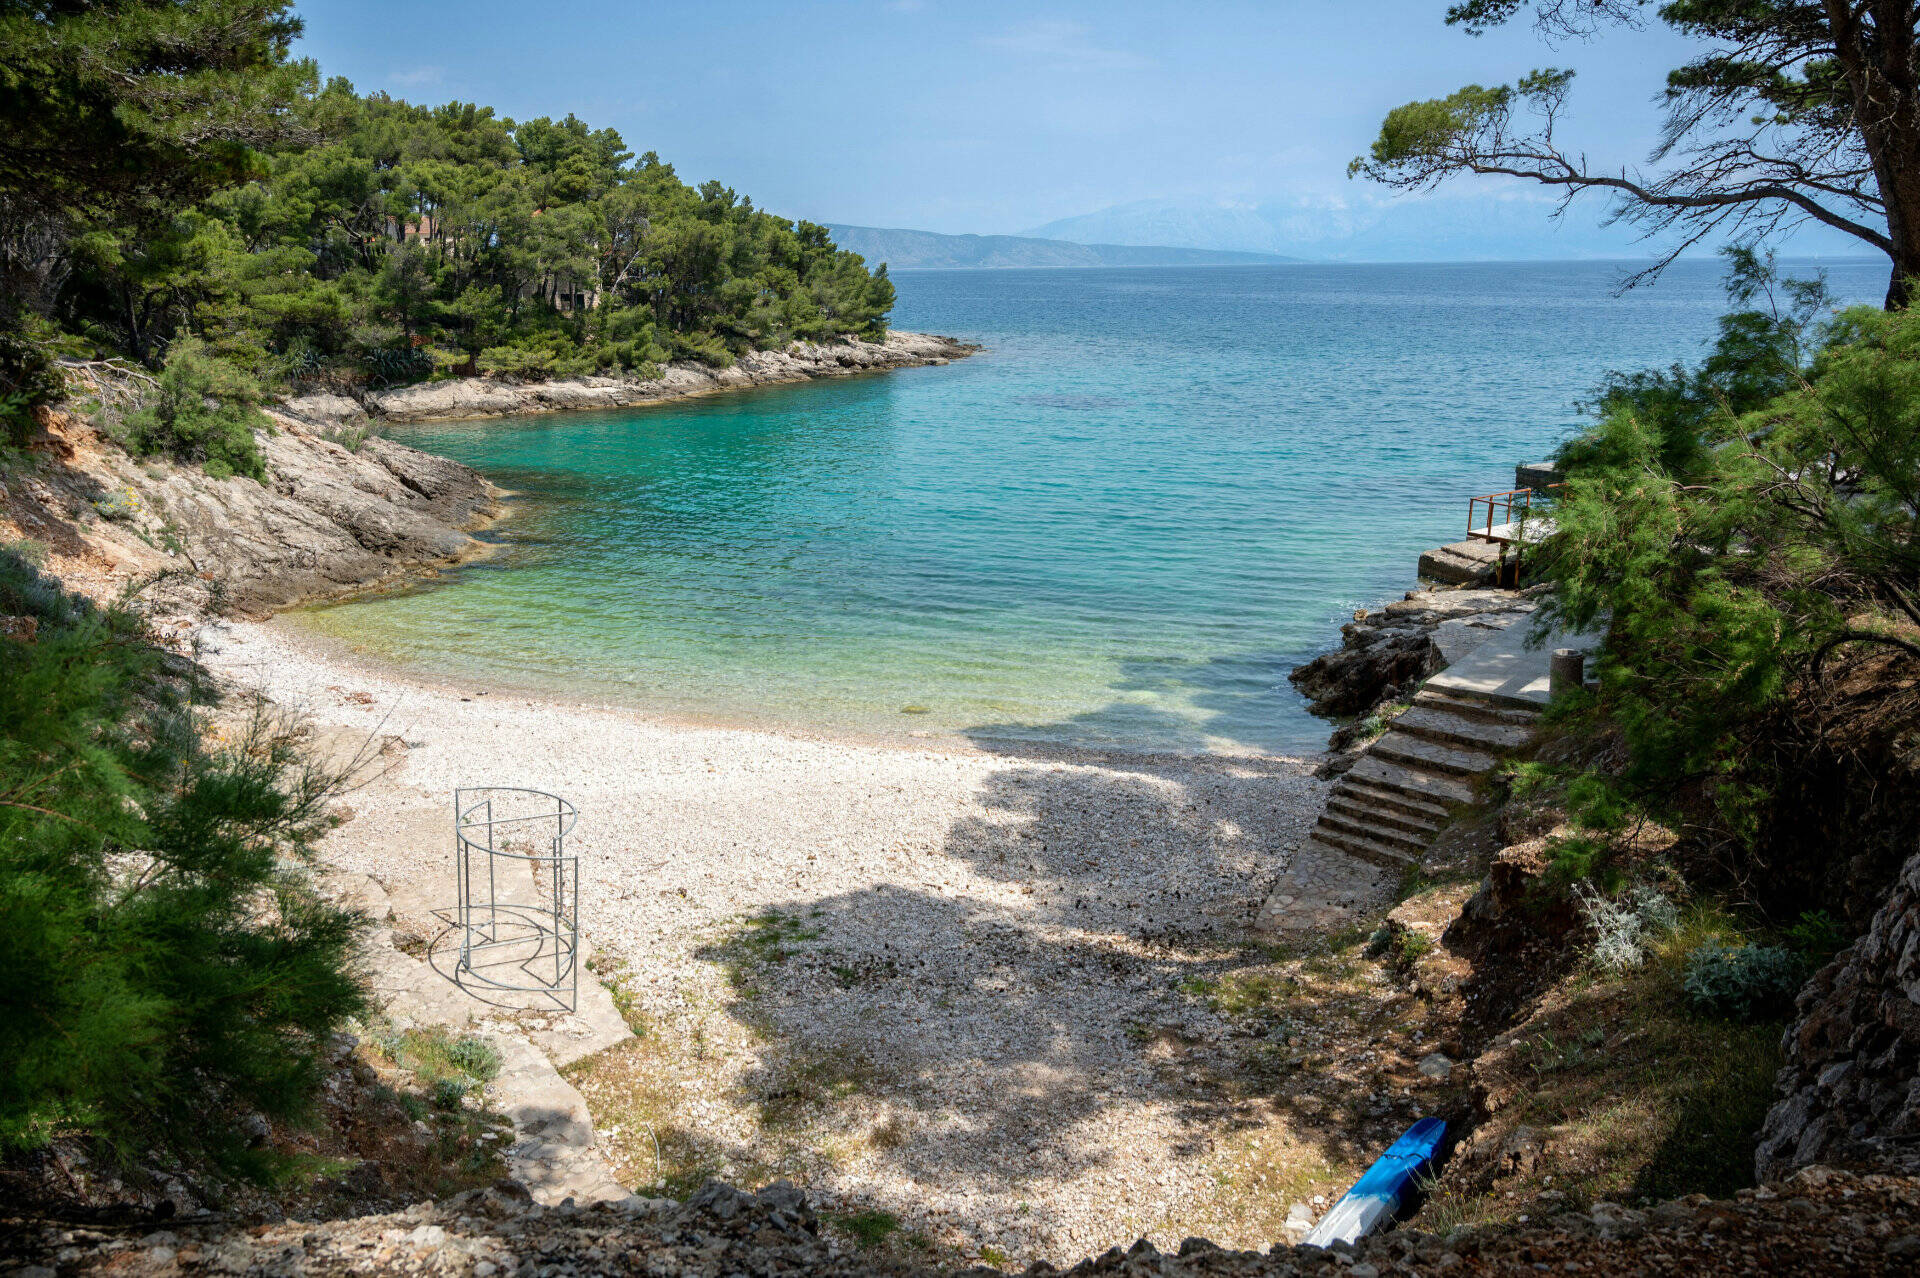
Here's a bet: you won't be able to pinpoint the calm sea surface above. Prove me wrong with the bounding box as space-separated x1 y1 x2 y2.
293 258 1886 754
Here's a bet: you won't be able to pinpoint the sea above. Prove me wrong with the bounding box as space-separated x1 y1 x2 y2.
290 257 1888 755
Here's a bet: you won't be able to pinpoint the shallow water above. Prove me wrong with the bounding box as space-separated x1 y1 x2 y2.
294 258 1886 753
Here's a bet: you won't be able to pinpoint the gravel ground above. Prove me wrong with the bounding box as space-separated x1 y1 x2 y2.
198 621 1327 1263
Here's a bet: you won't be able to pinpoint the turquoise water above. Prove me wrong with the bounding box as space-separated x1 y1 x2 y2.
297 258 1887 754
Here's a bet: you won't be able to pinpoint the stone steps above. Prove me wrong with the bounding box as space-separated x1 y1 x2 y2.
1304 829 1419 870
1261 605 1605 934
1344 754 1482 809
1325 790 1444 838
1413 687 1542 728
1332 778 1455 826
1369 730 1501 778
1391 704 1536 752
1277 690 1544 927
1318 809 1427 857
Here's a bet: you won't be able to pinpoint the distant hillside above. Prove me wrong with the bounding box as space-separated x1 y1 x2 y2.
1024 194 1873 262
825 224 1297 270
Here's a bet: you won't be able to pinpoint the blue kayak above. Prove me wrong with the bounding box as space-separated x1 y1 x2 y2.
1301 1117 1447 1248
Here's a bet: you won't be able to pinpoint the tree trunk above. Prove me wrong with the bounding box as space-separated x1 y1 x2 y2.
1829 3 1920 306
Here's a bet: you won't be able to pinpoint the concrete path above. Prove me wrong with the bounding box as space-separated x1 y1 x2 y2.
1425 615 1605 709
331 870 638 1206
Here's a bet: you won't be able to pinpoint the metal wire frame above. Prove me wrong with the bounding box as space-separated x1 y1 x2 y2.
453 787 580 1011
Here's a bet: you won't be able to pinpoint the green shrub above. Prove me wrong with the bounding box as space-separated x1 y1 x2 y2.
824 1207 901 1249
431 1076 471 1110
1785 910 1849 968
1365 921 1433 969
1683 942 1805 1021
443 1034 503 1082
0 321 65 449
122 338 269 479
0 549 365 1162
477 346 549 380
1537 251 1920 878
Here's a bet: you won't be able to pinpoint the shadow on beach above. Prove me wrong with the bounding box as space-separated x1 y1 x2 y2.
675 694 1383 1254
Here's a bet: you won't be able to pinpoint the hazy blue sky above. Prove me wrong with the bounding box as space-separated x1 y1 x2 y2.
292 1 1714 235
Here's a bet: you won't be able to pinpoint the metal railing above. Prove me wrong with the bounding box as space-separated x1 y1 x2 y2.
454 787 579 1011
1466 484 1563 544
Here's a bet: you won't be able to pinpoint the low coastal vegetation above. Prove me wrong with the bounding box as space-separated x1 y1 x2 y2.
1532 247 1918 927
0 545 364 1170
1 0 895 467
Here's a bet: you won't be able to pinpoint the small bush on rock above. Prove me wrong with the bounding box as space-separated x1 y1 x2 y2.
1683 942 1805 1021
122 338 269 480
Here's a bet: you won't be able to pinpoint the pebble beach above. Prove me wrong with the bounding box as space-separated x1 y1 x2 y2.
199 619 1328 1259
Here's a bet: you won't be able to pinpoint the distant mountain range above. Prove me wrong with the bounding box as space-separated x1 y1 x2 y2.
824 224 1298 270
1023 194 1875 262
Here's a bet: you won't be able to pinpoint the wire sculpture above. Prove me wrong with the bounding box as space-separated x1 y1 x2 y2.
453 787 579 1011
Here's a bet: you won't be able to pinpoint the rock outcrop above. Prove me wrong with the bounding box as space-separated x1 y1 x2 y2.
1289 586 1545 721
309 331 974 425
3 332 970 618
1756 849 1920 1181
0 408 500 615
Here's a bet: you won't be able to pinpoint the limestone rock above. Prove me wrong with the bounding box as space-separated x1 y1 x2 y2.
367 331 974 424
1290 586 1541 720
281 391 367 425
2 409 500 615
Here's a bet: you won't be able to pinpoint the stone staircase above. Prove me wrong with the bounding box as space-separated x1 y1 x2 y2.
1309 688 1540 870
1255 612 1599 934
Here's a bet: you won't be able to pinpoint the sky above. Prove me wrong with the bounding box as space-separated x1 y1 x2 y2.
289 1 1762 238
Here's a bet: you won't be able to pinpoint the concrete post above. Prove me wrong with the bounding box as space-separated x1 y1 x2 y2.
1550 648 1585 698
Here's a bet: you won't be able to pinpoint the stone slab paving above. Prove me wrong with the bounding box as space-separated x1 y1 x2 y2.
328 870 636 1206
1251 839 1393 934
1425 615 1605 709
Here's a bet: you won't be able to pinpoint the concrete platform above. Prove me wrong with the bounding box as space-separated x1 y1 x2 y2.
1417 539 1503 585
1425 613 1605 709
1471 516 1558 546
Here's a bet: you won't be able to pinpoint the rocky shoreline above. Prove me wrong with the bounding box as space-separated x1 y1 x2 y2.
1 331 971 618
286 331 976 427
12 1163 1916 1275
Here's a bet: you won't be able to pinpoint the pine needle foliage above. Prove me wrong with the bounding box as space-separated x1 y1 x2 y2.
120 336 271 479
1537 249 1920 873
0 549 366 1162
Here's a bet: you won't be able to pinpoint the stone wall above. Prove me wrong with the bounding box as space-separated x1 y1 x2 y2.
1756 849 1920 1180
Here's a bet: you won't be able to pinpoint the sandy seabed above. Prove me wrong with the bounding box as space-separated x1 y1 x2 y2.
200 619 1329 1261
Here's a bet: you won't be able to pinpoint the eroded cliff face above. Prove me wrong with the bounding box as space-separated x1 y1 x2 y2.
0 407 501 616
1757 849 1920 1181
